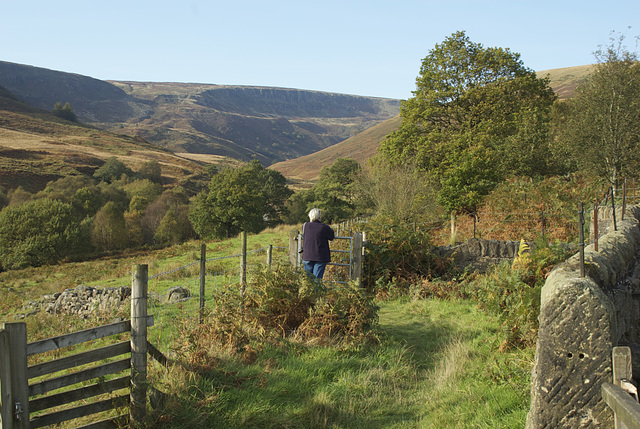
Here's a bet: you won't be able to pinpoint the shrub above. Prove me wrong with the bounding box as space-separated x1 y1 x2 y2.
0 199 86 269
183 264 379 358
468 238 573 349
361 216 453 295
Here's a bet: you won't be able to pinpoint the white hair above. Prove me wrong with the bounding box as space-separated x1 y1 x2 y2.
308 208 321 222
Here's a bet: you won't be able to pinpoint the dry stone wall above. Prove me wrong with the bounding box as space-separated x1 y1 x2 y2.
526 205 640 428
435 238 521 273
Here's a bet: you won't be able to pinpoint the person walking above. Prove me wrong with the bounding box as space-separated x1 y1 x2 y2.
302 208 334 279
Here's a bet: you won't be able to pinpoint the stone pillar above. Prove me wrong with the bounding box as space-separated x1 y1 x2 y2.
526 274 616 428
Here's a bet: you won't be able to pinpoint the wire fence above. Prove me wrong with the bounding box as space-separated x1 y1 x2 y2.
144 243 290 355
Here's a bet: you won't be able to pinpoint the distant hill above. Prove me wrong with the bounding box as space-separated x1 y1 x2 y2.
0 61 400 165
270 115 401 184
271 65 595 182
536 64 594 99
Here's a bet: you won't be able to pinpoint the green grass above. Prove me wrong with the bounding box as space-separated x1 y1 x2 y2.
152 297 533 428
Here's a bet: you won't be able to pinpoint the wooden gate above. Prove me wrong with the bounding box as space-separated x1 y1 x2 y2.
0 264 152 429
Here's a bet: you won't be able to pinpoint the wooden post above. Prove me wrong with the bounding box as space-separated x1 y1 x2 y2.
266 244 273 267
0 329 12 429
240 232 247 296
1 323 29 429
612 187 618 231
131 265 148 426
352 232 364 287
450 213 456 245
578 203 585 278
288 229 299 267
612 346 634 429
199 243 206 323
593 202 599 252
622 179 627 221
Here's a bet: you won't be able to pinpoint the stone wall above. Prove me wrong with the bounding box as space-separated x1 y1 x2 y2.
18 284 191 320
435 238 521 273
526 205 640 428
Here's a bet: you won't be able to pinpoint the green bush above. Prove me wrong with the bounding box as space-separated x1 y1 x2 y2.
361 217 453 296
186 264 379 358
0 199 86 269
468 238 573 349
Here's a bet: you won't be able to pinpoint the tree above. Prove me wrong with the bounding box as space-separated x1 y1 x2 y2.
141 187 190 245
94 157 133 183
189 160 292 239
553 31 640 189
92 201 129 252
0 199 85 269
356 159 440 223
303 158 362 223
52 102 77 122
379 31 557 213
137 160 163 184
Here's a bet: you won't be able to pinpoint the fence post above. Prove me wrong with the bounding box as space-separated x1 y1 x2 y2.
612 346 634 429
131 265 148 426
578 203 585 278
240 231 247 296
0 329 11 429
199 243 206 324
266 244 273 267
288 229 299 267
352 232 364 287
0 323 28 429
622 179 627 221
593 202 599 252
611 187 618 231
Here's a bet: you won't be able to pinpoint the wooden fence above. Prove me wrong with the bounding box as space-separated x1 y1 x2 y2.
0 264 156 429
602 346 640 428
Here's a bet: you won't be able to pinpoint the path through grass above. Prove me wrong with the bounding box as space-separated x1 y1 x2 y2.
156 297 533 428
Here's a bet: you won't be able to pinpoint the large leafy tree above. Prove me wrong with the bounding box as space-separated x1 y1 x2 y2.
285 158 363 224
553 32 640 189
190 160 292 239
0 199 86 269
379 31 557 213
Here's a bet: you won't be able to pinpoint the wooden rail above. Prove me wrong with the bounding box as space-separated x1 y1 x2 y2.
602 346 640 429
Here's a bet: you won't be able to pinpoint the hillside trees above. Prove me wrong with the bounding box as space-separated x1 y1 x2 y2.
0 199 88 270
379 31 558 214
190 160 292 239
552 32 640 189
52 102 77 122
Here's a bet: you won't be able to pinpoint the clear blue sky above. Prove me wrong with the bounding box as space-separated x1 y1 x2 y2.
2 0 638 100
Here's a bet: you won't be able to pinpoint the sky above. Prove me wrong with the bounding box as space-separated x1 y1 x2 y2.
1 0 639 100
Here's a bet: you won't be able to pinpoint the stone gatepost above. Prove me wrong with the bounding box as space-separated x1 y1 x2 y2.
526 273 616 427
526 205 640 428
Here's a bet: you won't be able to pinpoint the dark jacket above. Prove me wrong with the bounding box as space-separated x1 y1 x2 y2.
302 221 335 262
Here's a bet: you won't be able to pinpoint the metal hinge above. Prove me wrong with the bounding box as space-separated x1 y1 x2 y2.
14 400 23 421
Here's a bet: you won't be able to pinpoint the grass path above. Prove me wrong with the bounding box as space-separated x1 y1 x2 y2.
159 297 533 428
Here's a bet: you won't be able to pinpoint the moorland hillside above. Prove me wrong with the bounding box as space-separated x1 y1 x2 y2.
0 61 400 165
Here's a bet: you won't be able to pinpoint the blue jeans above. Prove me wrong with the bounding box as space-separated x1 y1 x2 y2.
303 261 327 279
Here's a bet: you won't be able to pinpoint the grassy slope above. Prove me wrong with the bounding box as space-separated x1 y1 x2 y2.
0 103 209 192
270 115 402 183
0 225 532 428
